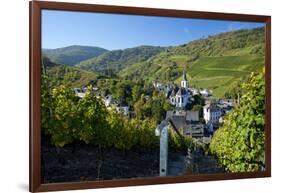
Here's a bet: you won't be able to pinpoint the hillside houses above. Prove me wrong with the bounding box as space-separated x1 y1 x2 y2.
199 89 212 97
73 87 130 116
74 88 86 98
73 71 236 140
74 86 99 98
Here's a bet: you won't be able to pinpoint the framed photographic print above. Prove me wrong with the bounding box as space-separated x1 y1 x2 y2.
30 1 271 192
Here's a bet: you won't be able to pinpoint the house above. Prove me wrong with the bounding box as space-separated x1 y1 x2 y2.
153 82 164 90
115 105 129 116
74 86 100 98
169 72 191 108
218 99 234 115
186 110 199 122
190 88 199 95
104 95 113 107
74 88 85 98
206 121 214 133
218 99 234 106
203 103 222 127
200 89 212 97
184 124 204 138
166 110 204 138
92 87 99 91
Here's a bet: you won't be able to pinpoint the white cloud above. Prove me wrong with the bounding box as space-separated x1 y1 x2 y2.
184 27 190 33
228 22 249 31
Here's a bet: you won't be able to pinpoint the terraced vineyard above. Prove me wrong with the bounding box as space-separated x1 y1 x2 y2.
181 55 264 97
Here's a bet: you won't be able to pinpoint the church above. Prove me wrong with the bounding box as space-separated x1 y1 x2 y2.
169 72 191 108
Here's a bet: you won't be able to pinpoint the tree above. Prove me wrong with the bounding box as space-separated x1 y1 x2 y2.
209 70 265 172
132 84 142 103
76 87 110 178
41 74 53 135
192 94 205 106
135 118 159 149
134 96 146 119
134 92 172 123
76 86 109 145
111 81 132 104
48 85 79 147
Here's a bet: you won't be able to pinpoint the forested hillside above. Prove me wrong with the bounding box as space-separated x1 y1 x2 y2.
42 57 97 88
43 45 108 66
77 45 165 75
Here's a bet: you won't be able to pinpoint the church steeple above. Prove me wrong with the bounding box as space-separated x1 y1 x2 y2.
182 71 187 81
181 71 188 88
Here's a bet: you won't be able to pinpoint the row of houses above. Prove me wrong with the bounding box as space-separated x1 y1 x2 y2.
166 100 234 138
74 87 130 116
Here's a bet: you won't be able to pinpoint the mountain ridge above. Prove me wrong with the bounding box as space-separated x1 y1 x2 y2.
42 45 108 66
77 45 166 75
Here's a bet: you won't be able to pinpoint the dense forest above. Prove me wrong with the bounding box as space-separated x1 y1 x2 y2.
77 45 165 74
43 45 108 66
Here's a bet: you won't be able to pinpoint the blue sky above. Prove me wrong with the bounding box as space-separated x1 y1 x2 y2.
42 10 265 50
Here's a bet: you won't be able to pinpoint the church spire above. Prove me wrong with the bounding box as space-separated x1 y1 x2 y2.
182 71 187 81
181 71 188 88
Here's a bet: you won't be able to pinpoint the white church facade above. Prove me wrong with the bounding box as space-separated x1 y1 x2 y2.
169 72 191 108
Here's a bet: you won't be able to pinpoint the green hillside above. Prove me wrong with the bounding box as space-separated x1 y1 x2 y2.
77 45 165 75
42 57 97 88
178 55 264 97
42 27 265 98
119 27 265 98
43 45 108 66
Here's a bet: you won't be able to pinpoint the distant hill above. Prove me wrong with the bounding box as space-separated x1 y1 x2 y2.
119 27 265 97
42 45 108 66
77 45 166 75
42 57 97 88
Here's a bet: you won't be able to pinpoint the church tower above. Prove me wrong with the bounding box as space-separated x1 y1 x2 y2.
181 71 188 88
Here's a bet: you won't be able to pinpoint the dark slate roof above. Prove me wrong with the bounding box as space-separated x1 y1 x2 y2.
171 116 188 130
176 87 187 96
204 104 221 112
170 86 179 97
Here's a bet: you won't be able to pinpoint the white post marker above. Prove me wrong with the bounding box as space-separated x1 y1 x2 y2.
155 120 169 176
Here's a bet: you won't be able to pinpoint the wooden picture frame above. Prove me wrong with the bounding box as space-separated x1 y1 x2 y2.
30 1 271 192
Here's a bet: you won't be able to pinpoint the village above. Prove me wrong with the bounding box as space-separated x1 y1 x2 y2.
73 72 237 144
